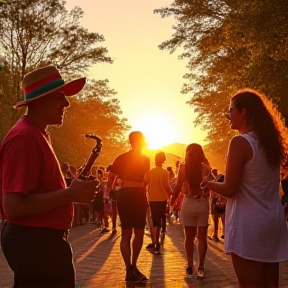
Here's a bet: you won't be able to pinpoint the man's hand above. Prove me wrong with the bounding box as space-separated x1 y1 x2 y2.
68 178 99 204
3 179 98 219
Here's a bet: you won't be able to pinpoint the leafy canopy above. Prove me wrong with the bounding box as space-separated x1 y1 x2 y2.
0 0 130 166
155 0 288 155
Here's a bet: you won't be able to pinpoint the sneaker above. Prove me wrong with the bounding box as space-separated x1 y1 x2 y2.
125 266 138 282
186 266 193 275
221 234 225 239
132 265 148 282
146 243 154 249
154 244 161 255
197 266 205 279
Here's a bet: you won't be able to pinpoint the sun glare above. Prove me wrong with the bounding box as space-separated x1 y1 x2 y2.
133 113 178 150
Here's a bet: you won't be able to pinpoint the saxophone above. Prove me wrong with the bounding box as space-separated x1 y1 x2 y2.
78 134 102 180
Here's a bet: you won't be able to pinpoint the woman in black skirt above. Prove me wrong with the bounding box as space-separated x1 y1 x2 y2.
106 131 150 282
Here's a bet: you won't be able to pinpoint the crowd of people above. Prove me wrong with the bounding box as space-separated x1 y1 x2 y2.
1 65 288 288
61 163 120 234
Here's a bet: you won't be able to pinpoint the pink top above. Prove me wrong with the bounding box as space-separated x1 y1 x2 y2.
0 116 73 229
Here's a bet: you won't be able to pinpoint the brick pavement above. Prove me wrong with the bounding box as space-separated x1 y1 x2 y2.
1 220 288 288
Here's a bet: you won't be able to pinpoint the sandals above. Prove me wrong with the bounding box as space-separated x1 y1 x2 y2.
125 265 148 282
146 243 154 249
212 236 220 242
186 266 193 275
125 266 138 282
132 265 148 282
186 264 204 278
154 244 161 255
197 266 205 279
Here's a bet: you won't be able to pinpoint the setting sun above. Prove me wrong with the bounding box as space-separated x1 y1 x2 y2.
64 0 208 149
133 113 179 149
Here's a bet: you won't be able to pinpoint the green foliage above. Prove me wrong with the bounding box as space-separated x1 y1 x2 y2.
0 0 112 99
50 79 131 167
155 0 288 156
0 59 25 138
0 0 130 166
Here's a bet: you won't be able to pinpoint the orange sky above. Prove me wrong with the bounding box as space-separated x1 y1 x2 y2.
65 0 207 149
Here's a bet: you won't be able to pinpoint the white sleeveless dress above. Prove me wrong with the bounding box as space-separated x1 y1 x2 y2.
225 132 288 262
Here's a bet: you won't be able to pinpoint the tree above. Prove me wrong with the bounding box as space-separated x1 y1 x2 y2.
49 79 131 167
155 0 288 155
0 0 131 166
0 0 112 139
0 56 15 139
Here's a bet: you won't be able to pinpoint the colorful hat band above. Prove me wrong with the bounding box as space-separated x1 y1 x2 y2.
25 79 65 100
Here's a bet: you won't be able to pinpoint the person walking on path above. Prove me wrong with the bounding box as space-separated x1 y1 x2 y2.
170 143 212 279
93 169 109 234
202 88 288 288
0 65 98 288
106 131 150 282
109 176 121 233
147 151 172 254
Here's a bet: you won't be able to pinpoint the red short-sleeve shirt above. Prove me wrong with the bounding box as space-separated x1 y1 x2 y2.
0 116 73 229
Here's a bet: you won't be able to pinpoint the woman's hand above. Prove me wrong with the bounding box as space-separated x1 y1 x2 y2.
169 195 175 208
201 169 215 190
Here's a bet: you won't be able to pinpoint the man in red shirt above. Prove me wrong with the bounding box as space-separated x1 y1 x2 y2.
0 65 98 287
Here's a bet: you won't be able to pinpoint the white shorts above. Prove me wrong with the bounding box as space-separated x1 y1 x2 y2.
179 196 209 227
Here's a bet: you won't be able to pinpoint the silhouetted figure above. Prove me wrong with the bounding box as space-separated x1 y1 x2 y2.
106 131 150 282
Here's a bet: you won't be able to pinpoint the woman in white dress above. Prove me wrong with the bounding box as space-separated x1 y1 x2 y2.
202 88 288 288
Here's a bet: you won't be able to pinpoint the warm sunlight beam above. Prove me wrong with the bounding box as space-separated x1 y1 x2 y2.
133 113 179 149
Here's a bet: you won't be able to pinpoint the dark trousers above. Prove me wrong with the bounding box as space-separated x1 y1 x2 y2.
149 201 167 227
1 222 75 288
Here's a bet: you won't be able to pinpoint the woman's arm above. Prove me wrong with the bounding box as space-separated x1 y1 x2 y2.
170 164 186 205
204 136 252 198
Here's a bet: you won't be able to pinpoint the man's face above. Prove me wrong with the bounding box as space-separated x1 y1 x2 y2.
40 91 70 126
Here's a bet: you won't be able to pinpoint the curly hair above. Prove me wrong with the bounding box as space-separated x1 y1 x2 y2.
232 88 288 168
185 143 209 191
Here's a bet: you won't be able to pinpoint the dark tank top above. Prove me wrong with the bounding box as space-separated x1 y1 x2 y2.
110 150 148 181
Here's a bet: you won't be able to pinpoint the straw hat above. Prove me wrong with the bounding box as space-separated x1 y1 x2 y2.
14 65 86 109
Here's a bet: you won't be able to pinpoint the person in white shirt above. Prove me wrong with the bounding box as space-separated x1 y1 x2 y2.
202 88 288 288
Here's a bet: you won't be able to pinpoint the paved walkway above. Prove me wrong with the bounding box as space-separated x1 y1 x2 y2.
1 219 288 288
